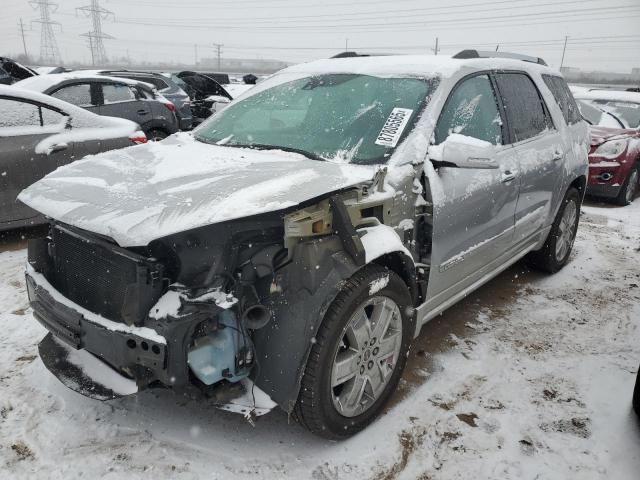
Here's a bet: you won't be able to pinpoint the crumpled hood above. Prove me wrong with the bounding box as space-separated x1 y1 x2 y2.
588 125 639 147
19 133 375 247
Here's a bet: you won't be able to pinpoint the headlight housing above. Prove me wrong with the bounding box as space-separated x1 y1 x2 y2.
593 139 627 159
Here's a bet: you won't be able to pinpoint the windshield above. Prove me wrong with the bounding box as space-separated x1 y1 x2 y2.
591 99 640 129
194 73 436 165
576 99 624 128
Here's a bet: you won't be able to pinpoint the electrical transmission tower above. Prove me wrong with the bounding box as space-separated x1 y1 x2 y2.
77 0 114 66
29 0 61 64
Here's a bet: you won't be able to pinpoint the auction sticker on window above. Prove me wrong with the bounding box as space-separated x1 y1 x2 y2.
375 108 414 147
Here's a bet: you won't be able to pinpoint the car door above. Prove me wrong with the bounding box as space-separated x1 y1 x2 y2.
494 72 566 243
97 81 151 129
425 73 519 302
0 96 73 224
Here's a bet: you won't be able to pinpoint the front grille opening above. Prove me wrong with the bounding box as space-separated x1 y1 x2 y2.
48 225 164 325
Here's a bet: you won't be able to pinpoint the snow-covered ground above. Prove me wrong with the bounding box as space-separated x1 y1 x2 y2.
1 199 639 479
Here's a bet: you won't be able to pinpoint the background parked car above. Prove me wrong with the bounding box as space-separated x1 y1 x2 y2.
0 57 37 85
93 70 193 130
13 73 178 141
0 85 144 230
576 96 640 205
174 71 233 124
574 90 640 129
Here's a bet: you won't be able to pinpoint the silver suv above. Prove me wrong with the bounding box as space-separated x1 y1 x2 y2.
20 51 588 439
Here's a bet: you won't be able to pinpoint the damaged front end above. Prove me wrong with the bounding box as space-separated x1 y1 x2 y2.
27 215 286 414
26 169 421 416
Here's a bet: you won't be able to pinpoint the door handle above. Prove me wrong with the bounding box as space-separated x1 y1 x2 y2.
500 170 516 183
552 150 564 161
137 109 149 115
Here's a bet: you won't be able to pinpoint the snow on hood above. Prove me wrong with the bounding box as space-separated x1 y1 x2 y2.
588 125 639 146
18 133 375 247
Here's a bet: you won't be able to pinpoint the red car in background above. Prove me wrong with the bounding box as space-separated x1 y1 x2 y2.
575 98 640 205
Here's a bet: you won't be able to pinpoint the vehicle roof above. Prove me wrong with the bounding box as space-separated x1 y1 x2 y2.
573 89 640 104
13 72 148 92
282 54 560 79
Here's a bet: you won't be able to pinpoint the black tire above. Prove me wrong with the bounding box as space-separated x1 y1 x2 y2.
146 129 169 142
293 265 413 439
527 188 581 273
614 165 639 206
633 364 640 416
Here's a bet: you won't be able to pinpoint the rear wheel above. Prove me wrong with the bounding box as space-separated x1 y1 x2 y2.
527 188 580 273
146 129 169 142
615 166 639 206
293 265 413 439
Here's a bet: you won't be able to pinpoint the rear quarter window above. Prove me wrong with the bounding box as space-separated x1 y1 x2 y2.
542 75 582 125
495 73 552 142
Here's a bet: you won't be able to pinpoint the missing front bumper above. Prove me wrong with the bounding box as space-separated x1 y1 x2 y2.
39 333 139 400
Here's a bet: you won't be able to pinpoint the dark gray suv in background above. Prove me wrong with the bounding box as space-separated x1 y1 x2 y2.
13 74 179 141
93 70 193 130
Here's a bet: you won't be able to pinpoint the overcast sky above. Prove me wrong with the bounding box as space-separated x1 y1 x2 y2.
2 0 639 71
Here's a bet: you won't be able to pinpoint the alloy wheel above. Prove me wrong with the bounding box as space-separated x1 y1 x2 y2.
555 199 577 262
330 296 403 418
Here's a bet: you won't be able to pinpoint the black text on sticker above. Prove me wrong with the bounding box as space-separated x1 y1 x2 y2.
375 108 414 148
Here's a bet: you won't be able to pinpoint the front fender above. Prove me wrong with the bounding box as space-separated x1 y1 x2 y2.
253 223 416 413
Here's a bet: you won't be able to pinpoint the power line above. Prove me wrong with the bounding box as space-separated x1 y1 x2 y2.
29 0 61 64
100 6 640 31
18 18 29 59
102 0 621 24
77 0 114 66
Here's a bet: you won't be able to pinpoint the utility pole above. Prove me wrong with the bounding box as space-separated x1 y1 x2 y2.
18 18 29 59
194 44 198 66
212 43 223 71
433 37 439 55
560 35 569 70
345 38 348 51
29 0 61 64
495 44 500 52
77 0 115 66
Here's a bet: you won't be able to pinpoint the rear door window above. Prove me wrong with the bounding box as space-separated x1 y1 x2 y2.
542 75 582 125
51 83 94 107
0 98 40 128
0 97 67 134
495 73 552 142
138 76 168 91
434 74 503 145
102 83 137 104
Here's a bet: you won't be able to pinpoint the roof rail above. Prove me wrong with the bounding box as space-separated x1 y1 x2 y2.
453 49 548 66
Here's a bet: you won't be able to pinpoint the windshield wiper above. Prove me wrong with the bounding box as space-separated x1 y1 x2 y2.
194 138 325 161
242 143 325 161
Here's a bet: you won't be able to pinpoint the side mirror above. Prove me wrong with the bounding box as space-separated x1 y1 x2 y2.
431 134 499 169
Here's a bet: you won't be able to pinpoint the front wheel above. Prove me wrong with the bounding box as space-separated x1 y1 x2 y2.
615 166 639 206
527 188 581 273
294 265 413 439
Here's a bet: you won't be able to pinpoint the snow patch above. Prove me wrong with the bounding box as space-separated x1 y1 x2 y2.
369 275 390 295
